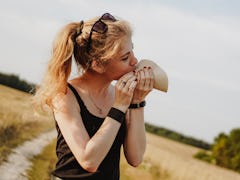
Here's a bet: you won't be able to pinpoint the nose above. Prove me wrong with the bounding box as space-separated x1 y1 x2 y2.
130 53 138 66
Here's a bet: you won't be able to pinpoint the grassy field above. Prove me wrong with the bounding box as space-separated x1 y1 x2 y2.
141 133 240 180
27 139 57 180
27 133 240 180
0 85 54 165
1 84 240 180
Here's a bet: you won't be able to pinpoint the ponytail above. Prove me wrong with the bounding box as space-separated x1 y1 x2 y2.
33 16 133 111
33 23 80 110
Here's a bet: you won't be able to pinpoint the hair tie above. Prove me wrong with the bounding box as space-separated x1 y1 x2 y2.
73 20 84 43
76 20 84 36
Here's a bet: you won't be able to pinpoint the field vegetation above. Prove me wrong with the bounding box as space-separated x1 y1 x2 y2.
0 85 54 165
1 78 240 180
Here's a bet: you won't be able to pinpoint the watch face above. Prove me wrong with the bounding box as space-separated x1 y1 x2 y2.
129 101 146 109
136 59 168 92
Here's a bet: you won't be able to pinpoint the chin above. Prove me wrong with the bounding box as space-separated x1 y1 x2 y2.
114 71 133 80
113 75 122 81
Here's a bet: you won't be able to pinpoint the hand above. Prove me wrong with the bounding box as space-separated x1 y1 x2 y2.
132 67 154 103
113 72 137 112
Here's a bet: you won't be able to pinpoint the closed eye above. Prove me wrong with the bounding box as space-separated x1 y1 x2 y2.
120 52 130 61
121 56 129 61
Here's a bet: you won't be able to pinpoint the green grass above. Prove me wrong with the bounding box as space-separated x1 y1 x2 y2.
27 139 57 180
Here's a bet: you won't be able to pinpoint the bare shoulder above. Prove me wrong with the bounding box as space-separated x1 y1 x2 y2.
52 87 80 120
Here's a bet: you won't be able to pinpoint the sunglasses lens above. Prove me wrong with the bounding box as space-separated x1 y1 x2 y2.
101 13 116 21
87 13 116 53
92 21 107 33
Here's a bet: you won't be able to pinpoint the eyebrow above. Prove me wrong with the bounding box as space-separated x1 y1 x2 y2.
120 52 130 58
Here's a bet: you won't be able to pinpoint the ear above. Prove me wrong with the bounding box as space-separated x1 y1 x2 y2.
91 60 106 73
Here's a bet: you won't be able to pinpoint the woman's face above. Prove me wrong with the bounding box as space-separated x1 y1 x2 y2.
104 37 138 80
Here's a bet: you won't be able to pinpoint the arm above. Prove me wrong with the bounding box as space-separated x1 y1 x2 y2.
123 107 146 167
54 92 122 173
123 67 154 166
53 73 137 173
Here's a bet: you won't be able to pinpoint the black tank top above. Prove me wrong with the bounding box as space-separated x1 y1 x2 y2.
52 83 126 180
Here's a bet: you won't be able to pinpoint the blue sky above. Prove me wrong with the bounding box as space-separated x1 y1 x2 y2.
0 0 240 142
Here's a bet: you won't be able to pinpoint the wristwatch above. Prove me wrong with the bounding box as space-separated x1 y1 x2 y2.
129 100 146 109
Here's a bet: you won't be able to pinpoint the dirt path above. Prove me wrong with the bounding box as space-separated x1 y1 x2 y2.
0 129 56 180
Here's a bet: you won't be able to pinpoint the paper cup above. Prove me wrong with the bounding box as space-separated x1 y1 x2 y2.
136 59 168 92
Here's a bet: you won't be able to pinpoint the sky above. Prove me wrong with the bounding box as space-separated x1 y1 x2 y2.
0 0 240 143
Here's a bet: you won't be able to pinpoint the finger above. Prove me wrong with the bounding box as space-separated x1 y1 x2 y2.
122 76 137 92
116 72 135 86
116 75 135 94
143 67 152 89
128 81 137 93
120 71 135 81
117 80 125 90
148 67 154 89
138 69 146 88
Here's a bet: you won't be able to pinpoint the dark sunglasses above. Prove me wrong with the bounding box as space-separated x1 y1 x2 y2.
86 13 116 52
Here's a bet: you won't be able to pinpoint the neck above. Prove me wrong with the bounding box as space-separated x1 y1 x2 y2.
81 70 112 97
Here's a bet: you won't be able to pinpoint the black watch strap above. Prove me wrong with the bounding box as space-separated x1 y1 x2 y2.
129 100 146 109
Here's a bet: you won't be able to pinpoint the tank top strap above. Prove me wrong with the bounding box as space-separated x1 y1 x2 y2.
67 83 87 111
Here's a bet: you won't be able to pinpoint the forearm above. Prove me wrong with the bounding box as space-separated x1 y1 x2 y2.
124 107 146 166
82 117 121 171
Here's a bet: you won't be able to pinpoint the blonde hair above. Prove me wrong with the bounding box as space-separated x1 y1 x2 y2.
33 14 132 110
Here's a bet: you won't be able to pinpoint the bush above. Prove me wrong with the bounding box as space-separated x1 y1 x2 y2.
194 151 214 164
145 123 211 150
212 129 240 173
0 72 36 94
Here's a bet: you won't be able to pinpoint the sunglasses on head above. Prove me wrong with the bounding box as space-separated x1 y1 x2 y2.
86 13 117 52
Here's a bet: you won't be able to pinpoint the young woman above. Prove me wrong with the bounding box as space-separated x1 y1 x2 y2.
34 13 154 180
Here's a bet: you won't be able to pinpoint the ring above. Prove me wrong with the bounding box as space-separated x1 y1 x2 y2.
122 81 127 85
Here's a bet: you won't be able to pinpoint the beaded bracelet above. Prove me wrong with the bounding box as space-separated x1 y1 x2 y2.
107 107 125 124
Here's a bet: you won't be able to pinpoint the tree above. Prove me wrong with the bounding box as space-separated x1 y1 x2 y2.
212 129 240 172
0 72 36 94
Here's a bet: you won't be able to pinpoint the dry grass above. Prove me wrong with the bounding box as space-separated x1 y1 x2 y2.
0 85 54 164
29 132 240 180
0 85 52 125
27 139 57 180
2 85 240 180
138 133 240 180
120 153 170 180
